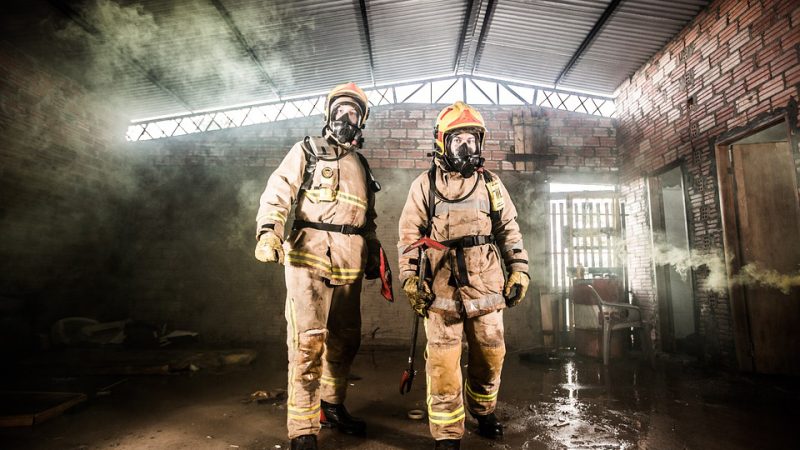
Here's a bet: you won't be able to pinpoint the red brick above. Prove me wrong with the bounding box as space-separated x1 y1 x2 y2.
717 20 739 44
774 0 797 17
398 139 415 148
785 64 800 86
371 149 389 159
792 3 800 27
567 136 584 146
483 160 500 170
712 71 734 93
407 129 424 139
756 44 780 68
719 50 742 73
768 88 796 109
780 25 800 51
739 34 764 61
751 10 777 37
770 50 799 77
583 137 600 146
708 42 730 66
745 65 772 89
758 76 786 99
763 17 791 45
736 2 765 29
720 0 748 20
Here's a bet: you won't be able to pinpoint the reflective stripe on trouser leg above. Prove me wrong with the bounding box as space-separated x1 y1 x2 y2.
320 277 363 404
285 266 333 439
424 312 466 440
464 310 506 416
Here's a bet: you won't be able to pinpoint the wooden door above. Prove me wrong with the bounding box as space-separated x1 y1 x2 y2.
730 142 800 374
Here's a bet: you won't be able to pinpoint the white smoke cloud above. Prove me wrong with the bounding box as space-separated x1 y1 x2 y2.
731 263 800 295
53 0 312 113
648 236 800 294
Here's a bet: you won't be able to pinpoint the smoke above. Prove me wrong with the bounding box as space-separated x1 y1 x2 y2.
53 0 312 113
649 235 800 294
731 264 800 295
649 236 728 292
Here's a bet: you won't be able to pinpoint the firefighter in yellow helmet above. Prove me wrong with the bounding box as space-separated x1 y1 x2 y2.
397 101 530 449
255 82 392 450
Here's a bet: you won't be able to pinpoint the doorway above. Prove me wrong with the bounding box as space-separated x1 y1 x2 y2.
716 119 800 375
647 165 697 354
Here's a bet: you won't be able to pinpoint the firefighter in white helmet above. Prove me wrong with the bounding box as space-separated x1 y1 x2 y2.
397 101 530 449
255 82 392 450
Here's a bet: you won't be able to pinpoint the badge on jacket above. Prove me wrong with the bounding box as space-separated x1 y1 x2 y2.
486 179 505 211
318 166 337 202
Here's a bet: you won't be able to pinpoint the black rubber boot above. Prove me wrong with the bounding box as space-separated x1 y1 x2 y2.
290 434 317 450
434 439 461 449
473 412 503 438
320 400 366 435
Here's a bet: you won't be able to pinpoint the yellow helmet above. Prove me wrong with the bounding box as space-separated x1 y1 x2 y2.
433 101 486 155
324 82 370 128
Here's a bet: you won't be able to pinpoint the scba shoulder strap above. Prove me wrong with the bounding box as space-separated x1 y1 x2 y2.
299 136 380 194
423 164 504 236
422 164 505 287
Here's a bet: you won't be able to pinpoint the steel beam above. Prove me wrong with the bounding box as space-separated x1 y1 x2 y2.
47 0 196 112
554 0 622 87
210 0 282 99
358 0 376 86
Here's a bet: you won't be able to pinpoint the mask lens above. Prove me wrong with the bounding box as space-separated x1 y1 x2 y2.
333 103 360 125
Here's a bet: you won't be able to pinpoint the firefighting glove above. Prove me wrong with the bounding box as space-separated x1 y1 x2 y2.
504 271 530 307
403 276 433 318
254 231 284 264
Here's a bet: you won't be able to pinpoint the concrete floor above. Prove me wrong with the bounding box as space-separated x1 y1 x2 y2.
2 347 798 449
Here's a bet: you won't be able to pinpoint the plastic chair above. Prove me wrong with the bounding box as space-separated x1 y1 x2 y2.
584 284 648 365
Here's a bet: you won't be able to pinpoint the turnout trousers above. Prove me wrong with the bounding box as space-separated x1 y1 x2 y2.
424 309 506 440
284 265 362 438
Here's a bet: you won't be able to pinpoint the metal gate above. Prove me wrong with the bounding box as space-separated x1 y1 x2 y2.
548 192 624 332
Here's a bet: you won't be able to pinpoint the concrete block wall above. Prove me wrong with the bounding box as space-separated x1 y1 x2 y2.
124 104 618 346
0 42 130 350
614 0 800 365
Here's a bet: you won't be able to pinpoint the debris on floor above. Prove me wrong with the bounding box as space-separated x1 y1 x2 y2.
245 389 287 404
49 317 199 349
19 348 258 375
0 391 86 427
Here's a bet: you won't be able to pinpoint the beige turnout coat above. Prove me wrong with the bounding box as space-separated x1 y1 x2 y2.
256 136 377 285
397 162 528 318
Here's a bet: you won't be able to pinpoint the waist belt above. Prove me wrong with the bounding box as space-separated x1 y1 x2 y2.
442 235 495 248
441 235 496 287
293 220 365 235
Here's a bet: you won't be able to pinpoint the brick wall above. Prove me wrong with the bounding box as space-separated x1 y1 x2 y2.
124 104 618 345
0 42 130 351
615 0 800 365
139 105 617 176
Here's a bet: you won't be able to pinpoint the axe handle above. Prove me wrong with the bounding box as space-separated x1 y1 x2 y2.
405 246 429 382
408 314 419 368
416 247 428 293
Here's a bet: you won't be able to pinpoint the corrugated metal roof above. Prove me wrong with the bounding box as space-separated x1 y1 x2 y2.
227 0 373 97
475 0 613 84
557 0 709 93
1 0 711 120
369 0 469 83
